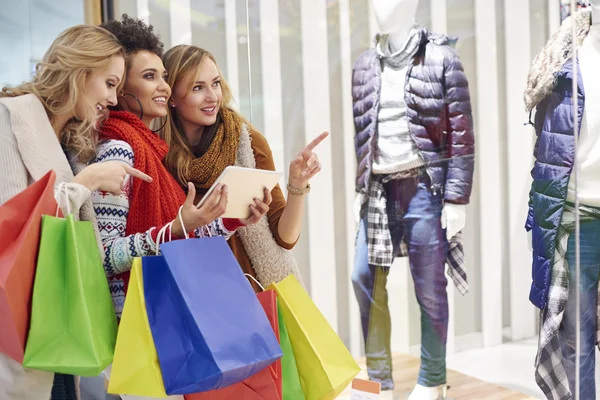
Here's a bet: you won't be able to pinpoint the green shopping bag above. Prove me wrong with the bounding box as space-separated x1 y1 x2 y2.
23 213 117 376
278 304 304 400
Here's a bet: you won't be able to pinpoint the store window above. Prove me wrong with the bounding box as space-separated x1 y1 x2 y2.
103 0 590 398
0 0 89 87
3 0 595 397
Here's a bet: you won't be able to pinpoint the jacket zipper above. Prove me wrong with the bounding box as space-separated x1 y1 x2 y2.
404 60 436 195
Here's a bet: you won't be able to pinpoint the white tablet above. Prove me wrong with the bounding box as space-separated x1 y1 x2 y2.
195 166 283 219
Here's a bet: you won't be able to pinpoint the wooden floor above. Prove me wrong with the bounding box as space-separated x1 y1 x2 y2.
338 353 536 399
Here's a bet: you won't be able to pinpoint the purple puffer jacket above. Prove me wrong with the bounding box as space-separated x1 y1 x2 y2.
352 26 475 204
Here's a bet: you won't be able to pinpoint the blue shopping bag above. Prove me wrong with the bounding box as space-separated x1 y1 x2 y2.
143 236 283 395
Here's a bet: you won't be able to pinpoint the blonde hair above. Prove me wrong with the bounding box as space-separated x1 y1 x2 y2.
1 25 124 162
160 44 237 188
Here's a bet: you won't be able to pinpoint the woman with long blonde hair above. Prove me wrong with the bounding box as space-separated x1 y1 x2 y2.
0 24 151 400
161 45 328 291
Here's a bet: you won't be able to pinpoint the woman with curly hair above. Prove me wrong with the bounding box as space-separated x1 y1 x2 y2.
0 25 151 400
94 15 269 321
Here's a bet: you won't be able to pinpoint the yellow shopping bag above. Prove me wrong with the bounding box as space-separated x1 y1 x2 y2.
268 275 360 400
107 257 168 398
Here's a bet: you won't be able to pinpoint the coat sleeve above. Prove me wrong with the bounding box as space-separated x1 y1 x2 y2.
443 52 475 205
250 130 298 249
0 104 30 205
0 104 91 218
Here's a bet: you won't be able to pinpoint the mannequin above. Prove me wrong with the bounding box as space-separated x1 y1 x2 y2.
524 4 600 398
351 1 475 399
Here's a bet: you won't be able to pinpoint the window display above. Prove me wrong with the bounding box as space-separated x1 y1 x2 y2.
350 0 474 398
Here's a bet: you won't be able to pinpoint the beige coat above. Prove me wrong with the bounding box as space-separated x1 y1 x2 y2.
0 94 103 400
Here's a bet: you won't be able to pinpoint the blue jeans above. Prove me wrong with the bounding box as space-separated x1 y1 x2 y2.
352 177 449 389
560 219 600 399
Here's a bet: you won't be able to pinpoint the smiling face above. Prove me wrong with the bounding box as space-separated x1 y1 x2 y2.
169 55 223 141
118 50 171 127
76 54 124 120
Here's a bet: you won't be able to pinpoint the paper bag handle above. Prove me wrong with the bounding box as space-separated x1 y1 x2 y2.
153 222 172 255
244 273 266 292
176 205 214 239
177 205 189 239
55 182 71 217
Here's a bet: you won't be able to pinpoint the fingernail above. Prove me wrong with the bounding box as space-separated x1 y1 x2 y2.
307 161 312 167
302 171 308 176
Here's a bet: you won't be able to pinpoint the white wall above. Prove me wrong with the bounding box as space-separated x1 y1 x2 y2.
0 0 84 88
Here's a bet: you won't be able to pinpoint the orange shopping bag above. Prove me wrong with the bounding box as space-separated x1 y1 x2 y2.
0 170 58 362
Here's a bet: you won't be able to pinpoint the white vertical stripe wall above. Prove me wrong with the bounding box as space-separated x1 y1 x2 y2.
136 0 149 24
169 0 191 45
505 0 538 342
475 0 505 348
258 0 285 177
224 0 240 106
339 0 363 357
298 0 338 331
127 0 569 358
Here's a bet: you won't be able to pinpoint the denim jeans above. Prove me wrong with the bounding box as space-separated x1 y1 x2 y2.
352 176 449 389
560 219 600 399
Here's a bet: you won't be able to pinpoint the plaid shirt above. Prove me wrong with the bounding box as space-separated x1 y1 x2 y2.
535 204 600 399
366 174 468 295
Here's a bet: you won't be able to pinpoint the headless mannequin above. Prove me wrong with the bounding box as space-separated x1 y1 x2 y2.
356 1 467 399
368 0 467 242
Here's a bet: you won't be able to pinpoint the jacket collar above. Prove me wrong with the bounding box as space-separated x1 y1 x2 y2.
0 94 75 184
374 24 458 60
524 9 591 111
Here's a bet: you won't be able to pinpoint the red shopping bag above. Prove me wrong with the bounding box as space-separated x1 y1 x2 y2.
185 289 282 400
0 170 58 362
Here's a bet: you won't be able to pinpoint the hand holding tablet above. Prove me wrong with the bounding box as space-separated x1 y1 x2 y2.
195 166 283 219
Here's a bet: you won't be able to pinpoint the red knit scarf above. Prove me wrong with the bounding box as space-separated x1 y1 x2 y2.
100 111 186 292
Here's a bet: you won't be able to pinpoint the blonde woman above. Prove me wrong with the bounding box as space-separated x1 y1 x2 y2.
0 25 150 400
161 45 328 291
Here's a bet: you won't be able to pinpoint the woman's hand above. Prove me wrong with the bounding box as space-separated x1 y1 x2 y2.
73 161 152 195
240 188 272 226
171 182 228 237
288 131 329 190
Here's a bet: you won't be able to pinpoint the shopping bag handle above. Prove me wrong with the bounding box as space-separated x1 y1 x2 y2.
175 205 213 240
244 273 266 292
177 205 190 240
55 182 71 217
153 222 172 255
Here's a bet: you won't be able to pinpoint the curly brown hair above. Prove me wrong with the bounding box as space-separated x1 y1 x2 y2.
101 14 164 71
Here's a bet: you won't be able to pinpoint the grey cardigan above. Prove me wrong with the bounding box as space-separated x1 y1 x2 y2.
0 94 102 400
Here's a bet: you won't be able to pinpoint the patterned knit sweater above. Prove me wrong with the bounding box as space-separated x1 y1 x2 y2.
92 139 239 317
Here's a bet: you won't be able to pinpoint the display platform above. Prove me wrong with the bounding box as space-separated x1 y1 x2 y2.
338 353 536 399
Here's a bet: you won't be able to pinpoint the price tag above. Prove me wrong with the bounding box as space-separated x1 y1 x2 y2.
350 378 381 399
